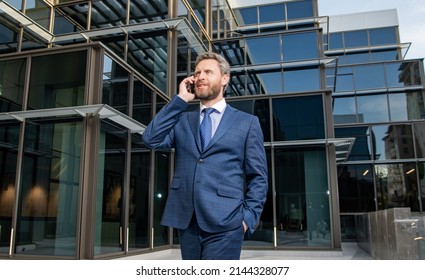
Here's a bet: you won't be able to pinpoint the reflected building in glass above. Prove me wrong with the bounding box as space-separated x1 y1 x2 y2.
0 0 423 259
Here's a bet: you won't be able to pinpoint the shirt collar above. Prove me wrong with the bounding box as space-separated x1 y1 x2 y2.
200 98 227 114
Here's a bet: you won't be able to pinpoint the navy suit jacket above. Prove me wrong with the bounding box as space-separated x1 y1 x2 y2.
143 96 268 234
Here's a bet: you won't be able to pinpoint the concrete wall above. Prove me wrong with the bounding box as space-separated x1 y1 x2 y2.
357 208 424 260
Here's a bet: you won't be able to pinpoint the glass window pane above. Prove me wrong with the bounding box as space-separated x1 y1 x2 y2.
357 94 389 123
28 51 87 110
0 59 25 112
337 164 375 212
226 69 246 96
25 0 51 30
370 50 398 62
128 135 150 250
154 151 170 246
0 123 20 253
286 0 313 20
353 64 385 90
335 127 372 161
272 95 325 141
16 120 83 256
259 3 285 23
369 27 397 46
333 97 357 124
283 32 318 61
389 92 409 121
335 67 354 92
419 162 425 210
414 123 425 158
329 32 343 49
344 30 368 48
132 78 153 125
234 7 257 25
227 99 271 142
245 148 273 246
275 146 331 247
372 124 414 161
345 52 370 64
95 120 127 255
247 69 283 95
283 67 320 93
375 163 420 211
246 36 281 65
386 61 422 87
102 55 129 114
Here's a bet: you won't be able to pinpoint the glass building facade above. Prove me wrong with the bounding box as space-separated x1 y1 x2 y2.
0 0 423 259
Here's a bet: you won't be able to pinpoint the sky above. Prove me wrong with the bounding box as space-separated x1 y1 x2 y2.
229 0 425 60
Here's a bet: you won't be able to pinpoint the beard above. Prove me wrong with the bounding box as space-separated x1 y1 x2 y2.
196 82 222 101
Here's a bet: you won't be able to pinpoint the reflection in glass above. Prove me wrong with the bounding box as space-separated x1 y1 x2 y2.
28 51 86 110
357 94 389 123
227 99 271 142
128 134 150 250
246 36 281 65
371 124 414 161
335 66 354 92
418 163 425 212
275 146 330 248
335 126 372 161
102 55 129 114
244 148 273 246
282 32 318 62
154 151 170 247
370 50 398 62
375 163 420 211
414 123 425 158
386 61 421 88
249 69 283 95
353 64 385 90
333 97 356 124
369 27 396 45
337 164 375 213
0 123 20 253
126 31 168 92
286 0 313 20
344 30 368 48
328 32 343 50
95 120 127 255
259 3 285 23
234 7 257 25
0 59 25 112
16 120 83 256
132 79 153 125
283 67 320 93
389 92 409 121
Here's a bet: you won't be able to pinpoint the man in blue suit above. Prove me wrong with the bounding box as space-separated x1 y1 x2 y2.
142 51 268 260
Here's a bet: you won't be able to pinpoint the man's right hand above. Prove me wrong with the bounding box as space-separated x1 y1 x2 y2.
178 76 196 103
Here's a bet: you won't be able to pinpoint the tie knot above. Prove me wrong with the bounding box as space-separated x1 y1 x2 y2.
203 108 215 117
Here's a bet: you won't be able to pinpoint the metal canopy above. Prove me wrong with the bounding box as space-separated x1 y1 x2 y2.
0 104 146 134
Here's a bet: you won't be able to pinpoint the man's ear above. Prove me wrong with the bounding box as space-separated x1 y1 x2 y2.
221 73 230 87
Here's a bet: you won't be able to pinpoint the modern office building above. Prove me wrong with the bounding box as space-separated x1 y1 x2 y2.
0 0 423 259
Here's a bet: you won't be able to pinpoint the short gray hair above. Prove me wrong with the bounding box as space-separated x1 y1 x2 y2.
195 51 230 76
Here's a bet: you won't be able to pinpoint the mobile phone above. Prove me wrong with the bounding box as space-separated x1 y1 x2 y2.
187 83 195 93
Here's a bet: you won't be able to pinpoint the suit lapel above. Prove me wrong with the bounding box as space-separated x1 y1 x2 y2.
188 110 203 152
204 105 238 151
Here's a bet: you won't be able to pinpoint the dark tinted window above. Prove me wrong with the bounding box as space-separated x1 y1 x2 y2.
259 3 285 23
272 95 324 141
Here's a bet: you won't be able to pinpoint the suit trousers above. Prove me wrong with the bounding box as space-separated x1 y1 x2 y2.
178 215 245 260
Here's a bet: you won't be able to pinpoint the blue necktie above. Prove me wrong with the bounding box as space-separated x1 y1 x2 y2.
200 108 215 150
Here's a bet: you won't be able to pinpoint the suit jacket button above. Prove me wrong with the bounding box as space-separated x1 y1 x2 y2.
199 158 204 163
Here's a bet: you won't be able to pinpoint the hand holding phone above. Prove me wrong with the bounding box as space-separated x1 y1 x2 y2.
187 82 195 94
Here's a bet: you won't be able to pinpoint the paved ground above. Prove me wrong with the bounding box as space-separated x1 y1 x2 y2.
118 242 374 260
